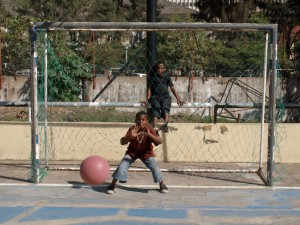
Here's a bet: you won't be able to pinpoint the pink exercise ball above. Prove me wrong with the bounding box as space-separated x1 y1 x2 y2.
80 155 110 186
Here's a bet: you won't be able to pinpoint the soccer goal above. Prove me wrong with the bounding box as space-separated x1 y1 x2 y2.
29 22 279 186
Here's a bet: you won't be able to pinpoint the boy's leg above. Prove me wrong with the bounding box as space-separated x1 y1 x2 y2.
106 155 135 194
112 154 135 182
160 95 171 132
150 95 162 131
142 157 163 183
106 178 117 194
152 116 159 133
161 112 169 132
147 107 154 125
163 113 169 123
142 157 168 193
159 181 169 193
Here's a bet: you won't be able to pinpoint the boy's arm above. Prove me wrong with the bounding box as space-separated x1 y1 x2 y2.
120 128 133 145
145 125 162 146
141 79 151 106
147 132 162 146
170 86 185 106
147 76 152 102
147 86 151 103
120 133 131 145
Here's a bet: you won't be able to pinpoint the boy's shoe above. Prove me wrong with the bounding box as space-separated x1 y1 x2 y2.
119 180 127 183
160 184 169 193
160 124 169 133
106 185 115 194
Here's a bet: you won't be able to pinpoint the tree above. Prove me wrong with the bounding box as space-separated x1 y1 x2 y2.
257 0 300 76
2 15 96 101
157 15 266 77
15 0 88 21
0 0 10 25
195 0 256 23
125 0 147 22
2 16 40 71
44 36 93 101
157 16 211 72
87 0 126 22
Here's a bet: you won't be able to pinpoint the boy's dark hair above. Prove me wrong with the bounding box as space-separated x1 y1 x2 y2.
153 61 164 70
149 61 164 77
135 111 148 118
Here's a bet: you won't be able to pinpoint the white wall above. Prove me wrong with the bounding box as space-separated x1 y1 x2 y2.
0 122 298 164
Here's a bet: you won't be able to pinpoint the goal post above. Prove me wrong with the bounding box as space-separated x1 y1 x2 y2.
29 22 278 186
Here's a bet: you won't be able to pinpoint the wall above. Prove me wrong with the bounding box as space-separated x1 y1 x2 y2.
0 75 298 164
0 76 30 101
0 122 298 164
0 75 272 105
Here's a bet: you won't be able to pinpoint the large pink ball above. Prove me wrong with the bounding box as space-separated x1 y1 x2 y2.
80 155 110 186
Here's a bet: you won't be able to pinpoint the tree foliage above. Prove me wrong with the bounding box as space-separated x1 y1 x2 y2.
157 15 265 76
157 16 213 72
195 0 300 76
195 0 256 23
2 16 41 69
257 0 300 75
2 15 95 101
15 0 88 21
88 0 126 22
126 0 147 22
42 45 88 101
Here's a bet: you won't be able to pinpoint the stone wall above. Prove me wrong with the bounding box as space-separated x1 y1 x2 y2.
0 75 273 105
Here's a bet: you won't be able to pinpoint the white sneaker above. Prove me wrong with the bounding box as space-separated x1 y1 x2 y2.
160 184 169 193
106 185 115 194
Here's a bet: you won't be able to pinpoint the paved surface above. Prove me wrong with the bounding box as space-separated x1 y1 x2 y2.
0 161 300 225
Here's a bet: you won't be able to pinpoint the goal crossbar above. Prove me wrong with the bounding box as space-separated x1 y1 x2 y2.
34 22 277 32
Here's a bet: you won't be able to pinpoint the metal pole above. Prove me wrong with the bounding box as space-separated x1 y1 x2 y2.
44 32 49 169
147 0 157 67
29 22 40 183
125 46 128 63
267 25 278 186
147 0 157 123
259 32 269 170
0 30 2 89
34 22 277 32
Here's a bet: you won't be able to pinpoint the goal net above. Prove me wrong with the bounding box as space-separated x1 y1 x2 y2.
29 22 280 186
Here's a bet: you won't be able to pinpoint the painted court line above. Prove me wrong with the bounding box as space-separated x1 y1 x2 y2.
1 183 300 190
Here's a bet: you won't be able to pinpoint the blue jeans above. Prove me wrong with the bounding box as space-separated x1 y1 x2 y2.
112 155 163 183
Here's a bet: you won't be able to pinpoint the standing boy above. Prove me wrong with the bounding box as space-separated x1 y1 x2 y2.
147 62 185 133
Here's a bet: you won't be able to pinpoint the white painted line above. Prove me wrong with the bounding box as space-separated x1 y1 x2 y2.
0 183 300 190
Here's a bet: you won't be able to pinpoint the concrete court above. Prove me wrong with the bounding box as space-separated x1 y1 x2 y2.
0 162 300 225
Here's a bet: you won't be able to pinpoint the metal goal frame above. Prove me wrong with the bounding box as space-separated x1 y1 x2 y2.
30 22 278 185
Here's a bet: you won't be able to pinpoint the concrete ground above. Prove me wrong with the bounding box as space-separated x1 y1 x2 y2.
0 161 300 225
